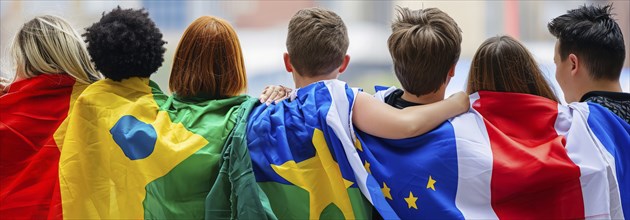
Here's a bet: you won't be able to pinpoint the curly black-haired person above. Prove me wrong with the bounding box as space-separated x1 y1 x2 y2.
56 7 182 219
549 4 630 123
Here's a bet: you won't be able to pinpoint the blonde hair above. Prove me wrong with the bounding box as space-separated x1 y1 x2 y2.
169 16 246 98
10 15 100 84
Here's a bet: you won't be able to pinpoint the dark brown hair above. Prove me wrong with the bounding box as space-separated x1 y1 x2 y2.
169 16 247 98
388 7 462 96
467 36 559 102
286 7 349 77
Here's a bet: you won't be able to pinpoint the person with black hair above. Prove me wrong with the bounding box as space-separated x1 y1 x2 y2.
548 4 630 123
59 7 278 219
83 6 166 80
58 7 174 219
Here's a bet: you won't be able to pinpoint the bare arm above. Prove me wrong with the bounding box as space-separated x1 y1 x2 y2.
352 91 469 139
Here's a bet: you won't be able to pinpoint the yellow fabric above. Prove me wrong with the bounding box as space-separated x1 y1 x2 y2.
53 82 88 150
271 128 355 219
58 78 208 219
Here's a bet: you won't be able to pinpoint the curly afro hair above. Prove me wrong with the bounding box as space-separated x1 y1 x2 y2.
84 6 166 81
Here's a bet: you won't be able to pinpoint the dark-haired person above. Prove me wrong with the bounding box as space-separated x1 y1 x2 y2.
548 4 629 123
357 35 629 219
465 35 628 219
59 9 275 219
58 7 172 219
0 15 101 219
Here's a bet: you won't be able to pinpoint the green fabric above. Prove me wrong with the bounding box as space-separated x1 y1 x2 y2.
204 98 277 220
257 183 372 219
143 81 263 219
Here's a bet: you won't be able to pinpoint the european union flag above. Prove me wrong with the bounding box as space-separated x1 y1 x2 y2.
356 122 463 219
355 88 630 219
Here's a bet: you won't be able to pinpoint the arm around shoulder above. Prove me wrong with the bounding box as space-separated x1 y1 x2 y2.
352 91 469 139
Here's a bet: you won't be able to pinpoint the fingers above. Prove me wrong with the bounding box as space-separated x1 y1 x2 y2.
273 87 291 104
266 88 282 105
259 86 272 103
259 85 292 105
259 85 293 105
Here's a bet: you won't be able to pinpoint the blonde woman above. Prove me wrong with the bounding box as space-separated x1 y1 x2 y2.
0 15 100 219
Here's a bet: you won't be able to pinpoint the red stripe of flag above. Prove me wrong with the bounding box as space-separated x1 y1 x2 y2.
473 91 584 219
1 74 75 219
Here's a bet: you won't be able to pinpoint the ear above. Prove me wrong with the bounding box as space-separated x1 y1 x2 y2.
283 53 293 73
448 63 456 77
568 54 579 76
338 55 351 73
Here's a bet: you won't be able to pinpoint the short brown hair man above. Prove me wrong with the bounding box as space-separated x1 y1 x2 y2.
384 7 462 108
286 8 349 77
280 7 469 139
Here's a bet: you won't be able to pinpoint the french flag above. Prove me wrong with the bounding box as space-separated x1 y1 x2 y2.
352 89 629 219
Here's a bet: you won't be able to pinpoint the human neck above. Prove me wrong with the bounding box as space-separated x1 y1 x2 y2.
577 79 623 100
400 89 446 105
292 71 339 88
400 81 448 104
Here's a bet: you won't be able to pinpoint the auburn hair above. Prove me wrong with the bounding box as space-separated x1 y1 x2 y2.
170 16 247 98
467 36 559 102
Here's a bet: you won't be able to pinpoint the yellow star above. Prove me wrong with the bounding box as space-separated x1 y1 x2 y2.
404 191 418 209
354 138 363 151
427 175 436 191
364 161 371 174
381 182 392 200
272 128 355 219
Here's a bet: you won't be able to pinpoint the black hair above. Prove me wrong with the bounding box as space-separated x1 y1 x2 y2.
548 4 625 80
83 6 166 81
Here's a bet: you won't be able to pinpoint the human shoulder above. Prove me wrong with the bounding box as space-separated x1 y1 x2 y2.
580 91 630 102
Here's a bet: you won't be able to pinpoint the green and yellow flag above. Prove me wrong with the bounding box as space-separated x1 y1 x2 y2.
59 77 272 219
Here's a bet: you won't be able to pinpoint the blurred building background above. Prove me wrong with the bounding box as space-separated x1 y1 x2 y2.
1 0 628 104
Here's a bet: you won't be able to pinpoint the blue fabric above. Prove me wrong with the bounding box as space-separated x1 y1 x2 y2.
246 81 357 186
586 103 630 219
356 122 464 219
110 115 157 160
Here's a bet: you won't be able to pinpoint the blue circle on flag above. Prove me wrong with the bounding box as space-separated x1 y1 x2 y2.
110 115 157 160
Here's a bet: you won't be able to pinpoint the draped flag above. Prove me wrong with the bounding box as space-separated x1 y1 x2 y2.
356 88 630 219
246 79 380 219
58 77 271 219
1 74 87 219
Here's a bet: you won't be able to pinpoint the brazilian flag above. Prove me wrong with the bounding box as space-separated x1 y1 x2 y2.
58 77 273 219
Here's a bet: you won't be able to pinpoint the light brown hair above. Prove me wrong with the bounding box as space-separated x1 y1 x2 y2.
169 16 246 98
286 7 349 77
388 7 462 96
467 36 559 102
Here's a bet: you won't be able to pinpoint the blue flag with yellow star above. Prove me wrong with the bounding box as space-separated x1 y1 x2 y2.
354 86 630 219
247 79 385 219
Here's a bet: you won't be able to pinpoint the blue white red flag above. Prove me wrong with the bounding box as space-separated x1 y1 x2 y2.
355 88 629 219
